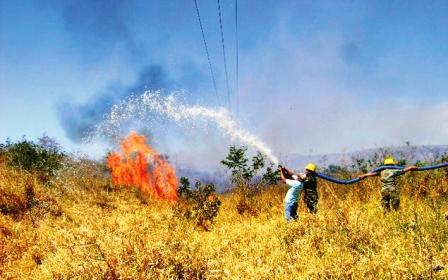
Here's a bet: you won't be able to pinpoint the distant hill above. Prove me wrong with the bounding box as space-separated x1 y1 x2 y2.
283 145 448 170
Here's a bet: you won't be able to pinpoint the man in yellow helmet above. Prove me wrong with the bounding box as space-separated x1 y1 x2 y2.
302 163 319 214
359 157 417 211
278 163 319 217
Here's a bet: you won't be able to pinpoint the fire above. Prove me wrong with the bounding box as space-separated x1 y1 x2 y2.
107 131 178 201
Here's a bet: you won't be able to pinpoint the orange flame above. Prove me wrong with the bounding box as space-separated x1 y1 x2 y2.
107 131 178 201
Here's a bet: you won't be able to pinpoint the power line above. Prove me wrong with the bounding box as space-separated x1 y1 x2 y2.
217 0 232 112
235 0 239 118
193 0 221 106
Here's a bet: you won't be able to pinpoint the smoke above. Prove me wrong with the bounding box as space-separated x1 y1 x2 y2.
56 0 212 143
54 1 448 171
238 30 448 156
243 28 447 165
58 65 169 142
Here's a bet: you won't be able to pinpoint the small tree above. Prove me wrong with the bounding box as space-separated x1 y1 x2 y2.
221 145 279 215
221 146 252 182
175 177 221 231
221 146 278 185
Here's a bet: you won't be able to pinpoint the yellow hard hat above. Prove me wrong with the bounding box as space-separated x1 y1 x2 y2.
305 163 317 172
384 157 396 165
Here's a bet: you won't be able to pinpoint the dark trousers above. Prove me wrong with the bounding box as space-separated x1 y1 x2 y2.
303 189 318 214
381 187 400 211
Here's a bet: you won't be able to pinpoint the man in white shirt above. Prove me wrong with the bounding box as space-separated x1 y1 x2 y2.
279 166 306 222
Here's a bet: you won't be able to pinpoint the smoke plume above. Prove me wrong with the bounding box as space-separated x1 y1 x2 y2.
58 65 169 142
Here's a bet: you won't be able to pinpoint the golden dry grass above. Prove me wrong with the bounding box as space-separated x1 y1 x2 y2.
1 161 447 279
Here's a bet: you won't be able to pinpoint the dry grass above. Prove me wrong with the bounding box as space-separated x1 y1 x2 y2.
1 161 447 279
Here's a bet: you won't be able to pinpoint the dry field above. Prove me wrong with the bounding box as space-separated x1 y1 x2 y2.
1 160 447 279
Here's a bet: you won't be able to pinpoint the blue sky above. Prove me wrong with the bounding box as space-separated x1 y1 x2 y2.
1 0 447 168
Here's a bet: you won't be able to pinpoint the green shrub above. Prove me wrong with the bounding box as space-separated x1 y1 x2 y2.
3 136 65 184
175 177 221 231
221 146 278 185
221 146 279 215
0 143 6 163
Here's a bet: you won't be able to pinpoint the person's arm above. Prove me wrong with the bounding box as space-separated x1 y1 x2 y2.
389 166 417 178
279 167 287 182
279 166 295 179
358 172 378 179
283 167 295 177
403 165 418 173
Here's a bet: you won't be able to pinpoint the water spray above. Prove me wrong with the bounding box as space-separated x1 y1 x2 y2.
92 91 279 165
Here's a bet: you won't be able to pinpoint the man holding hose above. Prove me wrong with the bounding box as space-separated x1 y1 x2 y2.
359 157 417 211
302 163 319 214
279 166 306 222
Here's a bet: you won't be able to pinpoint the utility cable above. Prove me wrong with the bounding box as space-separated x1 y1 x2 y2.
235 0 239 118
217 0 232 112
193 0 221 106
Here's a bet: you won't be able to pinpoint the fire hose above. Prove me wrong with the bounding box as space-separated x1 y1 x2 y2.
315 162 448 185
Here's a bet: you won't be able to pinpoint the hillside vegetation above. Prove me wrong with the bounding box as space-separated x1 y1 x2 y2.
1 142 448 279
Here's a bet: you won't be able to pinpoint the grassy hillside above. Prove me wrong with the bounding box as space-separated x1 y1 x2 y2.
1 157 448 279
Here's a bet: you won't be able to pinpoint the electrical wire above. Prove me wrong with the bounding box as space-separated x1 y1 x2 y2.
217 0 232 112
193 0 221 106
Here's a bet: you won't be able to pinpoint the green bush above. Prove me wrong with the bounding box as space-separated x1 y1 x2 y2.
221 146 278 185
175 177 221 231
221 146 279 215
3 136 65 184
0 144 7 164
